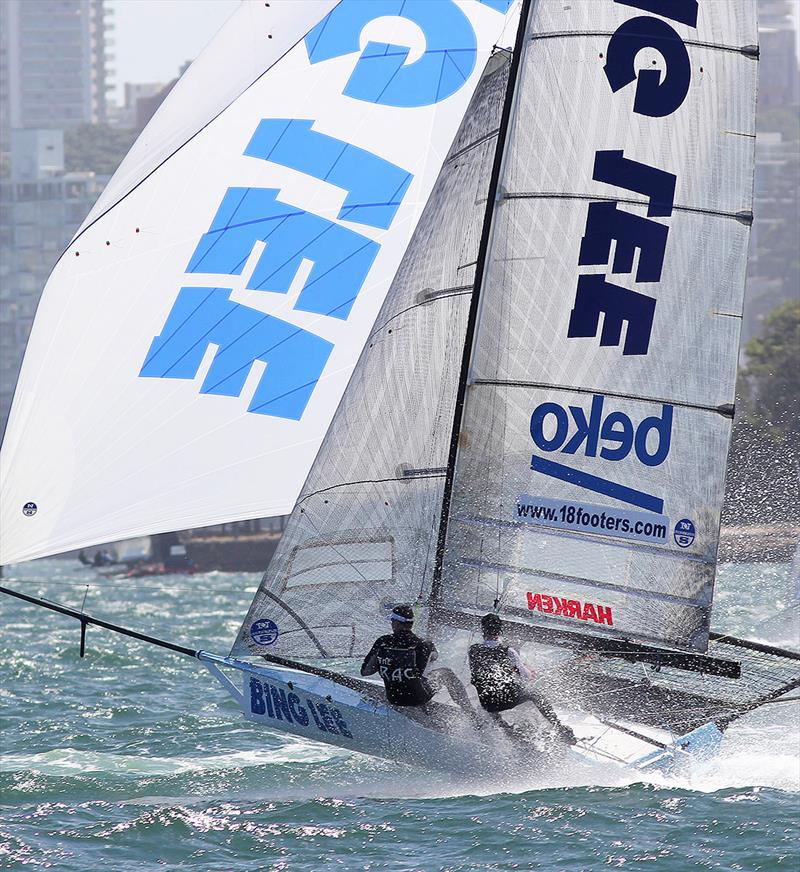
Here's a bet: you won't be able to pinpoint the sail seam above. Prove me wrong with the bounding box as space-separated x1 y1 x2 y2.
471 379 736 418
445 128 500 164
503 192 753 223
296 473 445 507
528 31 759 56
367 287 472 340
456 556 711 609
257 589 329 657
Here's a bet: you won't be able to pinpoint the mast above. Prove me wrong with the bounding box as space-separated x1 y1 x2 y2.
430 0 534 605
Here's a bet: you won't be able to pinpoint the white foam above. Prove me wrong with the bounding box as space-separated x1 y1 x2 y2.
0 738 347 777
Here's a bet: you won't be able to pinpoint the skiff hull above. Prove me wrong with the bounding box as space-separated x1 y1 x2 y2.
202 653 574 776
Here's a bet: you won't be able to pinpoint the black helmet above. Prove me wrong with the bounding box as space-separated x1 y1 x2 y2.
389 603 415 623
481 613 502 635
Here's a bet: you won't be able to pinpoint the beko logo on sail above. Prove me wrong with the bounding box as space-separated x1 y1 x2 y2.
530 0 698 517
138 0 512 420
529 395 672 513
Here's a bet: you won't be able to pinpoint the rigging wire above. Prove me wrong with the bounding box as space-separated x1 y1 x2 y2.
296 508 385 607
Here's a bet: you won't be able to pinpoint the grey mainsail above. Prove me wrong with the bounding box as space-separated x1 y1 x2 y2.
436 1 760 652
232 55 511 659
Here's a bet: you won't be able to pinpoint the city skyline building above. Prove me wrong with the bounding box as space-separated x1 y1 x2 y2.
758 0 800 107
0 2 797 431
0 129 108 430
0 0 113 156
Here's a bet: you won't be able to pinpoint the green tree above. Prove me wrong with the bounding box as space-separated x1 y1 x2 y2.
725 301 800 524
741 299 800 438
64 124 136 176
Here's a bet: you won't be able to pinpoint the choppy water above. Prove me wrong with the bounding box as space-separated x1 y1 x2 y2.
1 559 798 871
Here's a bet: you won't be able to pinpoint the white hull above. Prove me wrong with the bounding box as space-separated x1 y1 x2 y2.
200 653 576 776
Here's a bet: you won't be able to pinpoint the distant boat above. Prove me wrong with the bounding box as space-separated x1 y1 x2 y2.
2 0 797 775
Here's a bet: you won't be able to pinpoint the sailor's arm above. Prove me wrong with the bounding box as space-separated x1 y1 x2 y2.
414 639 438 674
508 646 535 681
360 642 380 676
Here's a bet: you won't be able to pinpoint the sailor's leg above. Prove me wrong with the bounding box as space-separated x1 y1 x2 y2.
427 668 483 728
487 710 518 738
518 688 576 745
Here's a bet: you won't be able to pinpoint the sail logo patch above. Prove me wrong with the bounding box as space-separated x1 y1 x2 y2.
674 518 696 548
527 592 613 627
250 618 279 647
529 394 672 513
139 0 510 421
22 502 37 517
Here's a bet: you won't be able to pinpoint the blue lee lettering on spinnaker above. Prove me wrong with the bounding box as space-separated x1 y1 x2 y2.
140 0 509 421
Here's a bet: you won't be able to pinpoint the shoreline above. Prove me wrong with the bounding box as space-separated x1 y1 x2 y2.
32 525 799 573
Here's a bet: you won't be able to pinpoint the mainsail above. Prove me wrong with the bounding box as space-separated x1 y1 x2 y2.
0 0 517 564
436 0 760 653
232 52 512 658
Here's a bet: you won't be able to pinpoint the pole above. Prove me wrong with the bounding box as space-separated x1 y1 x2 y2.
0 584 200 659
430 0 534 603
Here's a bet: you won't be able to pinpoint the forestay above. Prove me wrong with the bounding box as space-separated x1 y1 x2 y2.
0 0 517 564
232 55 512 659
438 0 759 652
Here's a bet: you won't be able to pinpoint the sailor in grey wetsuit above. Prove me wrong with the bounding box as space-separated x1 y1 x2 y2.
468 613 577 745
360 604 438 706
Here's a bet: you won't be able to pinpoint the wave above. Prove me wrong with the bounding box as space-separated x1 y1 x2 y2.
0 738 348 778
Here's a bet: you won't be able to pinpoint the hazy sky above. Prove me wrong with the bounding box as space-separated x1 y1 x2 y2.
109 0 799 105
109 0 239 103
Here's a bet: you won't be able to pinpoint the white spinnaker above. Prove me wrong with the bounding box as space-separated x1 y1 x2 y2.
0 0 518 564
441 0 758 651
79 1 340 232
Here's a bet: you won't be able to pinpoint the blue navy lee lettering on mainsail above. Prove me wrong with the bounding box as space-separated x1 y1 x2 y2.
604 17 692 118
140 1 509 420
566 1 695 356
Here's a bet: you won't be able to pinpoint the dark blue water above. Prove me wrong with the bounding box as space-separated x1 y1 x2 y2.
2 559 798 871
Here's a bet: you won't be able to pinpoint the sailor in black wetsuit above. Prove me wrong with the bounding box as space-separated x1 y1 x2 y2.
468 613 576 745
360 604 437 706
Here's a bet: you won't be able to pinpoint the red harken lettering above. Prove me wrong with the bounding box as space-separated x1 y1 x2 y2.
527 592 613 626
